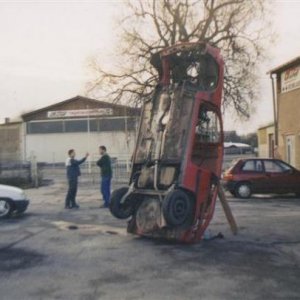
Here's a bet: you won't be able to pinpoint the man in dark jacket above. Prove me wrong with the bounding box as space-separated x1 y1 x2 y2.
65 149 89 209
97 146 112 208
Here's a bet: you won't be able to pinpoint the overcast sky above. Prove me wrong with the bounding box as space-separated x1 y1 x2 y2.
0 0 300 133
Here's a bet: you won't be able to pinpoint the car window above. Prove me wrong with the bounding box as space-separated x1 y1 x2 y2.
242 160 263 172
264 160 287 173
276 161 292 172
194 106 221 144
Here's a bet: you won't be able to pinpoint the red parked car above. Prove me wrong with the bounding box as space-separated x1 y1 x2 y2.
223 158 300 198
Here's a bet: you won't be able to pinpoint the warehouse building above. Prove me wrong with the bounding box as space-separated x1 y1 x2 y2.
269 56 300 168
21 95 140 163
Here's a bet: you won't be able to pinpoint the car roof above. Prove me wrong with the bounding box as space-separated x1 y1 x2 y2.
239 158 281 161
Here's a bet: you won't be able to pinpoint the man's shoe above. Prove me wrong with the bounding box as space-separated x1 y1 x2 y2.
100 204 108 209
64 206 72 209
72 204 80 209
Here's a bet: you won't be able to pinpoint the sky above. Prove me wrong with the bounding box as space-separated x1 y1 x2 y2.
0 0 300 134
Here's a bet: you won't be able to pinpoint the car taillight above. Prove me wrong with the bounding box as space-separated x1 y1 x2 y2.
223 172 234 181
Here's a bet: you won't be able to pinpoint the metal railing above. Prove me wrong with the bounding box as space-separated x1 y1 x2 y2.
0 152 256 187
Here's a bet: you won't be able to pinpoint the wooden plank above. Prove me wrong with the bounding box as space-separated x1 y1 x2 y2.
217 182 238 235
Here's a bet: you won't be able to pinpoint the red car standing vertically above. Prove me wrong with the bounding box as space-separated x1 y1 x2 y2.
109 42 225 243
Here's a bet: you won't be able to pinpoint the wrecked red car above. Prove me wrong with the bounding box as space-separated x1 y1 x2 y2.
110 42 224 243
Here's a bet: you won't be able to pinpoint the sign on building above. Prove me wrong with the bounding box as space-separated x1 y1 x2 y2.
281 65 300 93
47 108 113 118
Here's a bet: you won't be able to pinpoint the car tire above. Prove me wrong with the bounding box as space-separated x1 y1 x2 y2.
235 183 252 199
109 187 135 219
0 199 13 219
162 189 194 227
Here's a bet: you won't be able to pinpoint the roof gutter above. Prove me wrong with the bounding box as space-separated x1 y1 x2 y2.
270 73 278 149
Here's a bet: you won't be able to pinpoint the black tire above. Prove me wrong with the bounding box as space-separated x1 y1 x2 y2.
0 199 13 219
162 189 194 227
235 182 252 199
109 187 135 219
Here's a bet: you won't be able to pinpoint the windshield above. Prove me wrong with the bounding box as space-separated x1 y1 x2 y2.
169 52 219 90
151 48 219 91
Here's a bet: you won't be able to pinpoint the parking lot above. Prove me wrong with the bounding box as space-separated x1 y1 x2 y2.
1 182 300 300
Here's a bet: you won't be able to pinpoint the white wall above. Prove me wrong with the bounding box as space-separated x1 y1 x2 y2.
25 130 137 163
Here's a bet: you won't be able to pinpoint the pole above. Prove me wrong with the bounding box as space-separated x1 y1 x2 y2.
271 74 278 148
87 105 91 174
124 108 130 172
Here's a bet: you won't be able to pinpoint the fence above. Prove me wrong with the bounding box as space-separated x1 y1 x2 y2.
40 154 131 187
0 160 39 187
0 152 256 188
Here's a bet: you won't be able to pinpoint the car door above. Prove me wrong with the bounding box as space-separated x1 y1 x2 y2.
274 160 300 194
262 160 292 193
239 159 267 193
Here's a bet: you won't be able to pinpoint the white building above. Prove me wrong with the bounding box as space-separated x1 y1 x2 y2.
21 96 140 163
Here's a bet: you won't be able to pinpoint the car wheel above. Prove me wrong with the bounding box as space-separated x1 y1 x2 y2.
109 187 135 219
162 189 194 227
0 199 13 218
235 183 252 199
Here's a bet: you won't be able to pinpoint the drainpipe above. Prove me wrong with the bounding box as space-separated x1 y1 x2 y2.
270 73 278 150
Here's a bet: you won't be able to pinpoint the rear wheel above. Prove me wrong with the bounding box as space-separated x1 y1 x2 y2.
109 187 135 219
0 199 13 218
235 183 252 199
162 189 194 227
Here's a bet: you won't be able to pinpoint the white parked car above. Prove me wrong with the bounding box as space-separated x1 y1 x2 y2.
0 184 30 218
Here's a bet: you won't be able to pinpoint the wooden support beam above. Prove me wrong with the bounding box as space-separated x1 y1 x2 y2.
217 182 238 235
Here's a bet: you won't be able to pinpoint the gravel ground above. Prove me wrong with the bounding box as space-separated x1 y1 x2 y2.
0 181 300 300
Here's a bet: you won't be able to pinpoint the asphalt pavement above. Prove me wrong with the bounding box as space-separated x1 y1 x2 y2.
1 182 300 300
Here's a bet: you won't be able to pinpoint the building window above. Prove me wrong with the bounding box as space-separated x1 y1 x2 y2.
27 121 63 134
26 117 138 134
99 118 125 131
89 119 98 132
65 120 88 132
127 118 137 131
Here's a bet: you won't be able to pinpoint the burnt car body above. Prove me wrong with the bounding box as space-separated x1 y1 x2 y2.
223 158 300 198
110 42 224 243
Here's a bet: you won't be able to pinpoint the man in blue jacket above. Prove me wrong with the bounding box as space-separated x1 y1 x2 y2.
97 146 112 208
65 149 89 209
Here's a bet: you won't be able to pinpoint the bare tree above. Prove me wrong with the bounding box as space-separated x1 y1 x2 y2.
86 0 273 117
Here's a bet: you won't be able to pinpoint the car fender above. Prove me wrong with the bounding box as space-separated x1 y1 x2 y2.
236 180 252 189
0 197 15 209
0 184 25 201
